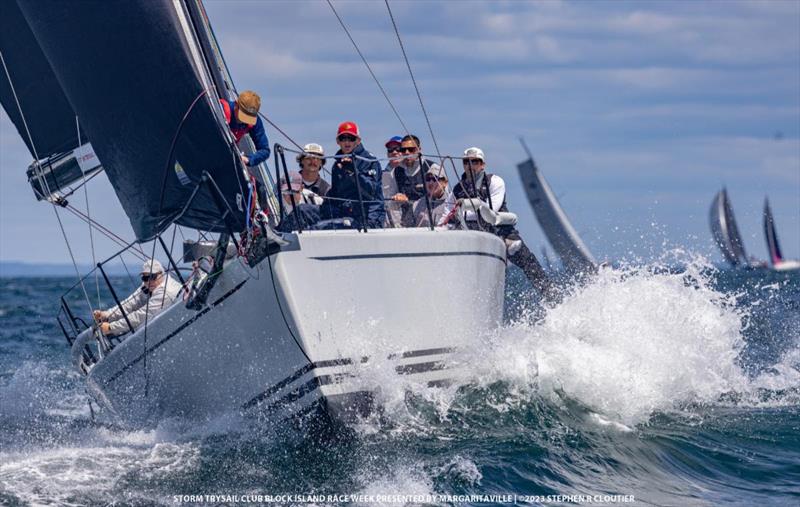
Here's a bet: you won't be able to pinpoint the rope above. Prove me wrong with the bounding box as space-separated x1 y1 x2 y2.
257 112 304 151
326 0 412 135
0 48 94 315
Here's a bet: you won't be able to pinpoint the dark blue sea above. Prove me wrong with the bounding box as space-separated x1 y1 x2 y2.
1 260 799 506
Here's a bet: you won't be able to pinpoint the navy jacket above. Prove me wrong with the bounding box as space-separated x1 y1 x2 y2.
220 99 270 167
324 143 385 228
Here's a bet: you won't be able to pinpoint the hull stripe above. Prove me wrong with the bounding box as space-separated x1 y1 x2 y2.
309 251 505 264
243 352 455 413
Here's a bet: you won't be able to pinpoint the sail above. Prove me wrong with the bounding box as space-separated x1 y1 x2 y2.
17 0 246 241
763 198 783 266
517 158 596 275
709 188 748 267
0 1 86 160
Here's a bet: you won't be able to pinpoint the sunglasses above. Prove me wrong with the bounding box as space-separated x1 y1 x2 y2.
425 176 446 182
399 146 418 153
337 134 358 142
141 273 160 282
462 158 483 165
387 147 402 153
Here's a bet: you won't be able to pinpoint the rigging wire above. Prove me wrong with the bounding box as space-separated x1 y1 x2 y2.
53 167 103 201
76 116 101 306
326 0 412 136
59 204 147 260
0 48 94 314
384 0 464 195
28 179 147 260
384 0 440 159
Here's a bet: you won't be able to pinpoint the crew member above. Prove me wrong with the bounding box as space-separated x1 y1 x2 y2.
414 164 449 227
93 259 182 337
440 147 556 300
323 122 385 228
297 143 330 198
219 90 270 167
391 134 441 227
383 136 404 227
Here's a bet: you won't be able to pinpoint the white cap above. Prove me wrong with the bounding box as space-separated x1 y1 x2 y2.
297 143 325 163
141 258 164 275
425 164 446 179
463 147 485 162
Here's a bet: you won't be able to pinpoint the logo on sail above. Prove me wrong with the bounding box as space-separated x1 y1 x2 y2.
174 160 191 186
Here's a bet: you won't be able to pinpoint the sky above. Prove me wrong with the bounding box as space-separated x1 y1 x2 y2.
1 0 798 266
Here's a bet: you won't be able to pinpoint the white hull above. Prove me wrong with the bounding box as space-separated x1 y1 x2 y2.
80 228 507 425
774 260 800 272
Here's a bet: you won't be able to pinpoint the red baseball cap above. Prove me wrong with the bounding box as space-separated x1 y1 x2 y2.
337 121 360 138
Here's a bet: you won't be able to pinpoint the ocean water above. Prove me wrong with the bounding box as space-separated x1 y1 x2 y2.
1 258 799 506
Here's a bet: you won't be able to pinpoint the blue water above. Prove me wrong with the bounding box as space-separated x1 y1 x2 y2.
1 261 799 506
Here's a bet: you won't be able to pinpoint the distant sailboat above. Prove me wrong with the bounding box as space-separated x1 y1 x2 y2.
709 188 756 268
763 198 800 271
516 142 596 277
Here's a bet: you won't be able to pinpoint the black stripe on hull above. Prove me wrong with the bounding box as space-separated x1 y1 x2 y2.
243 349 457 415
309 251 505 264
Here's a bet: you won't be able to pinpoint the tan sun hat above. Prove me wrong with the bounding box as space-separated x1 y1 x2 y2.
235 90 261 126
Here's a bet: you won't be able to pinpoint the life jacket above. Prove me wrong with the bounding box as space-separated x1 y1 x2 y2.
303 177 330 197
452 171 508 213
393 158 436 201
220 99 253 143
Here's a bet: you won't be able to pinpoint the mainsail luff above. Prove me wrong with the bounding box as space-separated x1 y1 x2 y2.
763 198 783 266
17 0 247 241
516 158 596 275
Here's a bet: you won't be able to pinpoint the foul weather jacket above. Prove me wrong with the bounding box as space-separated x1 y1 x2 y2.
323 143 385 228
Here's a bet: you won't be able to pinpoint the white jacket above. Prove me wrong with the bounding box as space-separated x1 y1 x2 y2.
106 275 182 336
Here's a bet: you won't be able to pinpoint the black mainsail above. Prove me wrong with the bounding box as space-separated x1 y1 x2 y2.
0 1 85 160
763 197 784 266
16 0 247 241
709 188 749 267
517 157 597 275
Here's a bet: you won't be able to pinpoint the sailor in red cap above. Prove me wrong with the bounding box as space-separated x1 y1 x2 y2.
324 122 385 228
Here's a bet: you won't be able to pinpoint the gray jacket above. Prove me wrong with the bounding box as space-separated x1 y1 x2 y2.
106 275 182 335
413 195 448 227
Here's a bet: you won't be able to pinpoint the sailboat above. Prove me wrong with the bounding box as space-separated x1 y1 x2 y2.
709 188 761 269
763 198 800 271
1 0 511 426
516 143 596 277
